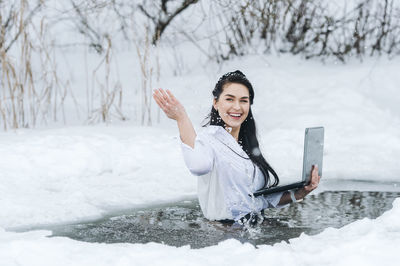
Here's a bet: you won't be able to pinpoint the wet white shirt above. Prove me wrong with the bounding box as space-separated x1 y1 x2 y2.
181 125 284 221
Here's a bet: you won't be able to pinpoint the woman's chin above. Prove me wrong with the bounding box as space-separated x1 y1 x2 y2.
224 120 243 130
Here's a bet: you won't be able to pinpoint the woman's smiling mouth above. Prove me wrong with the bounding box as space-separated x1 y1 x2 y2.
228 112 242 119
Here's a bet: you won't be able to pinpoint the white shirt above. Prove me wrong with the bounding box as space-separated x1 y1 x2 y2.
181 125 284 221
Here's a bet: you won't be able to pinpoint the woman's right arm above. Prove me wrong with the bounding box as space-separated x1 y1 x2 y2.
153 88 213 175
153 88 196 148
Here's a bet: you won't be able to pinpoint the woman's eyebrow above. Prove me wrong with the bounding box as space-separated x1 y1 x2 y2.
224 94 249 99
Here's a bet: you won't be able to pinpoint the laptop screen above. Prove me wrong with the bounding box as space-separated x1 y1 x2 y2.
302 127 324 184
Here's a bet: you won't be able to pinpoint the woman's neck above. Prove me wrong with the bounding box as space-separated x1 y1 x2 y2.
225 125 240 142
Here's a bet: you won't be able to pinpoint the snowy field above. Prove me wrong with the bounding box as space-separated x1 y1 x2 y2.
1 55 400 265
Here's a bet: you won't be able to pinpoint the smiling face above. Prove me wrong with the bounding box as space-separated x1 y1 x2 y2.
213 82 250 131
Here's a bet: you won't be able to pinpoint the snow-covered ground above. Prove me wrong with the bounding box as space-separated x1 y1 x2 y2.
1 55 400 265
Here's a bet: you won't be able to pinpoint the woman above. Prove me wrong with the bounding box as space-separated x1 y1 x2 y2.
153 70 320 225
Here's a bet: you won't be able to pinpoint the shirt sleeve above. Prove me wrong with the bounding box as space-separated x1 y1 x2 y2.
262 192 285 208
180 134 214 176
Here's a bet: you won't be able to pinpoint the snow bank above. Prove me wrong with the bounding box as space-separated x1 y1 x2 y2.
0 126 196 229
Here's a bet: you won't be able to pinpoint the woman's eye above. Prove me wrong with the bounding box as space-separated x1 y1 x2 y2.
226 98 233 101
240 100 248 103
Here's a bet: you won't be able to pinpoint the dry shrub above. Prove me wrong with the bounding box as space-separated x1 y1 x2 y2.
0 0 74 130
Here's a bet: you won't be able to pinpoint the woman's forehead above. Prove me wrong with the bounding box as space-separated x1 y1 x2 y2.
221 83 249 97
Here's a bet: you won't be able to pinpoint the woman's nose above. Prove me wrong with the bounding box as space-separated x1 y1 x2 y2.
233 101 240 110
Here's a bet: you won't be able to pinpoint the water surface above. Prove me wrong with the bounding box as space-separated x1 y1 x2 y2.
51 189 400 248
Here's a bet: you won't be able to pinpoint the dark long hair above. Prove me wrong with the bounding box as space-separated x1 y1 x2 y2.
203 70 279 188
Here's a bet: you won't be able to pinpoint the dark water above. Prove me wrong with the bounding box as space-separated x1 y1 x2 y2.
50 190 400 248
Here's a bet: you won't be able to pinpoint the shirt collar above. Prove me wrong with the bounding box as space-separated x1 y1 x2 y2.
207 125 250 159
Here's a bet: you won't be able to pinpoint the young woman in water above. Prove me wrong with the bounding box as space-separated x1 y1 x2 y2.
153 70 320 224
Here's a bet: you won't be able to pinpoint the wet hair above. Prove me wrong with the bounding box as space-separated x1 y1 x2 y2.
203 70 279 188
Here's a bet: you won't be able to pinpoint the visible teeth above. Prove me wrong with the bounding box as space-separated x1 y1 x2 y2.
230 113 241 117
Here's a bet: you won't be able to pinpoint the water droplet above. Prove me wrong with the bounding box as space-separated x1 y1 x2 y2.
252 147 261 156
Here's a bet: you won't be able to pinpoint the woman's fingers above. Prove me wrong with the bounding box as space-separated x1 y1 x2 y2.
154 88 177 106
159 88 172 105
310 165 319 189
154 89 165 101
313 165 321 185
166 89 178 104
155 89 169 106
297 165 321 199
154 90 170 113
153 88 182 120
311 166 317 185
154 95 166 111
153 88 185 121
304 165 319 192
153 90 164 107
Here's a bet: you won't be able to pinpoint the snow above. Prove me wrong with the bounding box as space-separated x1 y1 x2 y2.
0 126 194 229
1 54 400 265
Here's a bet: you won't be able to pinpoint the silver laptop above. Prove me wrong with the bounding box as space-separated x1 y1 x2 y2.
253 127 324 197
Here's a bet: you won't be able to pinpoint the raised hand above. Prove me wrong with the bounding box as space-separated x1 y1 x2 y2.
153 88 196 148
153 88 186 121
